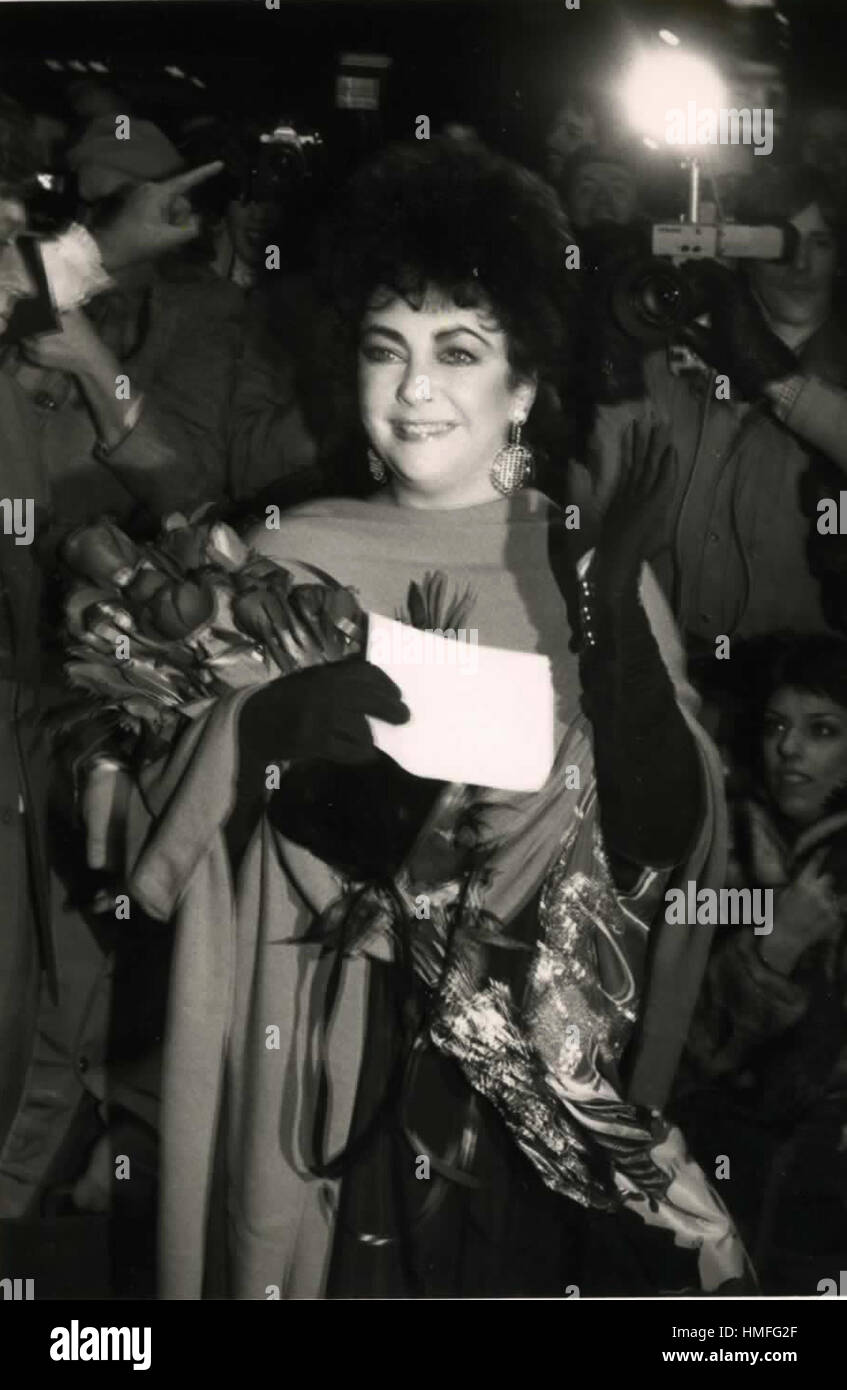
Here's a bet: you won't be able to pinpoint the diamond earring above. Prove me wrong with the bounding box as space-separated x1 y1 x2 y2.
490 418 533 496
367 447 387 484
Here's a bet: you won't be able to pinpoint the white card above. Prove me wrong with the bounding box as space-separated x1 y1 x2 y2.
365 612 555 792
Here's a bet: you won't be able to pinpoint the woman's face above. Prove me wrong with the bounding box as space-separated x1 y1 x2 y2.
358 288 535 509
763 686 847 826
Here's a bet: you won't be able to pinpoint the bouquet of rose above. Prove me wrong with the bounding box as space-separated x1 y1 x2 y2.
48 509 366 768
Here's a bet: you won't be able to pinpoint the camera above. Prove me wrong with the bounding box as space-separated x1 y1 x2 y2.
178 118 326 219
0 237 60 345
607 197 797 347
240 122 325 204
20 169 78 235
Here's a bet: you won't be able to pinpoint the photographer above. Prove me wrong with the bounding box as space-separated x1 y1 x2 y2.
564 142 642 234
543 87 600 190
0 94 223 1216
208 123 345 509
579 165 847 653
2 115 243 525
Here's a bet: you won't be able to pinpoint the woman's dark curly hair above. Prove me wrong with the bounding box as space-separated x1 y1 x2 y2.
319 137 577 460
762 633 847 714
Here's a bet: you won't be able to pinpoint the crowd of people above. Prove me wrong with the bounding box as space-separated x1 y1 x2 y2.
2 70 847 1300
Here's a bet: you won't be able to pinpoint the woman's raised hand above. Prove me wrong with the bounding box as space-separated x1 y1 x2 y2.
593 417 677 605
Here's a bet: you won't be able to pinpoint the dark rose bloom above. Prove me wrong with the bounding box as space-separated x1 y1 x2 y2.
234 556 293 592
289 585 364 662
231 578 364 675
158 522 212 574
65 584 116 640
138 578 216 642
125 567 170 607
61 520 140 589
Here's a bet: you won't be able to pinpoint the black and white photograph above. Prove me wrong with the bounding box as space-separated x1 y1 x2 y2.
0 0 846 1360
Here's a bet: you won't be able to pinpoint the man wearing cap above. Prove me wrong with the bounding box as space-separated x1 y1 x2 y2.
0 97 224 1244
2 114 243 525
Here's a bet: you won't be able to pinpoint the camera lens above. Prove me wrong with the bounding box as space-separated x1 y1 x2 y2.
641 275 682 324
610 257 693 346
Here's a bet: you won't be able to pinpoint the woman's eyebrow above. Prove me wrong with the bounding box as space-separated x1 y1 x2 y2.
360 323 495 346
360 324 406 343
434 325 494 346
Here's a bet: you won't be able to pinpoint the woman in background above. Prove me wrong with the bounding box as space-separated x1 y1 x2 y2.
675 633 847 1294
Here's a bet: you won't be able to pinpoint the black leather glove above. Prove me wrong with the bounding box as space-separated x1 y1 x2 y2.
591 416 676 607
226 660 409 871
677 260 797 401
578 420 703 873
240 659 409 770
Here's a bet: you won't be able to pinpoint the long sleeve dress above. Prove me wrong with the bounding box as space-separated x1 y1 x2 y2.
125 487 736 1298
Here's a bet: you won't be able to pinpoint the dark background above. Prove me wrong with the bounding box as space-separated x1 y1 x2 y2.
2 0 847 174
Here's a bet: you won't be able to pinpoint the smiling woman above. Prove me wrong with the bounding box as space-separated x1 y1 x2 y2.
323 135 576 497
130 136 741 1302
358 294 536 508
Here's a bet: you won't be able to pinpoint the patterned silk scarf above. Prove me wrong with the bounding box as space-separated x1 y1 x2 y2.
308 718 750 1292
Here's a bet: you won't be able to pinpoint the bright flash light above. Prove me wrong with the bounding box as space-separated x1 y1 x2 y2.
658 29 680 46
621 48 727 147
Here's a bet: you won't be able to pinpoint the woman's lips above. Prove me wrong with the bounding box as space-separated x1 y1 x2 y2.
391 421 458 442
778 771 813 785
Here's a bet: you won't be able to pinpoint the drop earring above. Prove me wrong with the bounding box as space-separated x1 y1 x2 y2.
490 417 534 496
367 447 387 484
